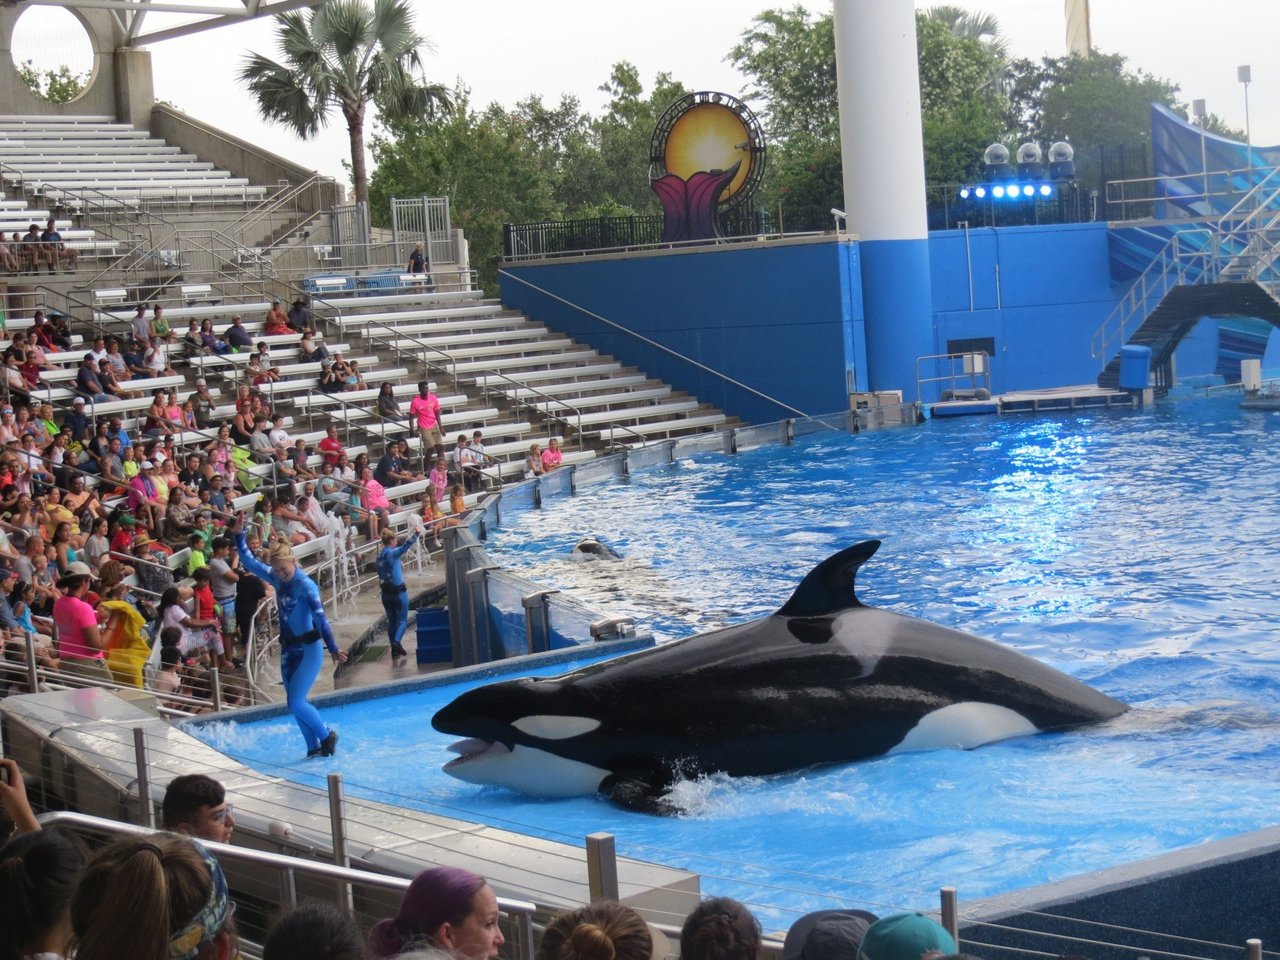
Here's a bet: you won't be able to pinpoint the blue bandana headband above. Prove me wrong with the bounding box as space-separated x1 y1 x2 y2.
168 839 231 960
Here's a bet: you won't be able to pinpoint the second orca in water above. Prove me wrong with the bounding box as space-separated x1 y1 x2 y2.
433 540 1128 813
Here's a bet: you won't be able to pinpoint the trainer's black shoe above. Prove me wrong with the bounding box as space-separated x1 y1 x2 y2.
319 729 339 757
390 643 407 659
306 746 322 759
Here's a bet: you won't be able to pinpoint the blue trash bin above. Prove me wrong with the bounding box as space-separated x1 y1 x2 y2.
415 607 452 665
1118 344 1152 390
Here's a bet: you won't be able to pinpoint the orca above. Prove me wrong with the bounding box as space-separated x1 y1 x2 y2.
433 540 1128 813
571 537 623 561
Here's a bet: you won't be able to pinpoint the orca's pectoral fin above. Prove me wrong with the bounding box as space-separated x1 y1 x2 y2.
600 773 680 816
778 540 881 617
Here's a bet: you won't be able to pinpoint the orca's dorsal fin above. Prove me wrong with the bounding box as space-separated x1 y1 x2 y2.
778 540 880 617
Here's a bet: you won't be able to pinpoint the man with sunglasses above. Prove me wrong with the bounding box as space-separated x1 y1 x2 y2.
161 773 236 843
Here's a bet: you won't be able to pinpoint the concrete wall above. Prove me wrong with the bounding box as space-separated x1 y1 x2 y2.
500 237 865 425
151 105 344 202
0 6 146 121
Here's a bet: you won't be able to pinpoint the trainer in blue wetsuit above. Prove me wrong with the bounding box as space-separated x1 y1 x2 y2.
235 528 347 757
376 528 420 660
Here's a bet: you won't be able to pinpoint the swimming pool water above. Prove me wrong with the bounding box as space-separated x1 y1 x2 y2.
194 395 1280 924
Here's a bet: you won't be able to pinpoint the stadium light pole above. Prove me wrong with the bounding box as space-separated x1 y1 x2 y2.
1192 98 1208 211
1238 65 1253 197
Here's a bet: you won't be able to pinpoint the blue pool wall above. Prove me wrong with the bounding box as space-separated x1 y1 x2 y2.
500 238 865 426
962 825 1280 960
500 223 1270 420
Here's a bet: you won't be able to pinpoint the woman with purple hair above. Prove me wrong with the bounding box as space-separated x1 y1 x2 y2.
369 866 505 959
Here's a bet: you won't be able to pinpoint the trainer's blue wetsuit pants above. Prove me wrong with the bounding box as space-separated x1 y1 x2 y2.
282 640 327 751
382 588 409 649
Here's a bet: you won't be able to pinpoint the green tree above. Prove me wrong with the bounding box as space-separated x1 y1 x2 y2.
17 60 86 104
239 0 450 207
730 7 1008 209
369 88 560 293
593 62 691 214
1006 52 1181 189
727 6 837 142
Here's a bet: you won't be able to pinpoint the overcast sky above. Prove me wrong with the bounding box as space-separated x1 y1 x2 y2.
17 1 1280 191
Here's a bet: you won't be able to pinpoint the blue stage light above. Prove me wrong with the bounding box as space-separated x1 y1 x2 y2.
992 185 1005 198
1039 183 1054 197
1005 184 1019 199
974 186 987 199
1022 184 1035 197
959 187 971 199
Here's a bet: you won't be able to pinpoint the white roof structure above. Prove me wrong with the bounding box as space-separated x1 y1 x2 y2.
17 0 321 46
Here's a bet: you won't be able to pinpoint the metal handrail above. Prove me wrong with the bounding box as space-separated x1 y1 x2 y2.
1103 164 1280 222
1089 227 1217 366
499 268 812 420
34 810 541 958
298 288 589 456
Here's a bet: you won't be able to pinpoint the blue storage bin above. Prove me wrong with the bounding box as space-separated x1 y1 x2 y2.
1118 344 1152 390
416 607 452 664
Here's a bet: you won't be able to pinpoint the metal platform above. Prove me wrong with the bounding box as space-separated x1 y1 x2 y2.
998 384 1137 414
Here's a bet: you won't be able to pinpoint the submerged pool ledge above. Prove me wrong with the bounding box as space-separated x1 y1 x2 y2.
0 684 698 920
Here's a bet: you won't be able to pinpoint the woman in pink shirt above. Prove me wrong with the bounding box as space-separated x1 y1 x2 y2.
359 466 391 540
53 573 103 668
541 438 564 472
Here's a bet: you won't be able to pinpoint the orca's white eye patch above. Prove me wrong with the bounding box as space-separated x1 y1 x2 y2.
512 715 602 740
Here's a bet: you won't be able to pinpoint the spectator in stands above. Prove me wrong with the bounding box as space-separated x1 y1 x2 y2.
129 460 166 529
857 914 956 960
104 338 134 382
61 397 92 447
369 866 502 960
52 571 107 681
375 437 419 488
22 223 53 274
249 344 282 384
269 446 301 495
97 357 133 400
152 304 174 342
145 338 177 377
536 902 653 960
96 438 126 492
542 437 565 472
342 358 366 391
449 483 466 518
298 329 328 362
316 424 344 467
130 304 151 343
287 297 312 333
271 494 319 544
190 379 217 428
162 773 236 843
427 456 449 501
444 433 467 484
16 349 41 390
0 232 19 273
183 319 205 358
265 903 366 960
0 827 88 959
4 353 29 402
269 413 291 448
41 217 77 273
318 359 343 394
376 381 402 420
199 319 231 356
69 833 239 960
409 381 444 468
359 466 391 540
406 242 427 275
682 898 761 960
264 299 290 336
249 419 274 456
224 315 253 351
133 535 176 596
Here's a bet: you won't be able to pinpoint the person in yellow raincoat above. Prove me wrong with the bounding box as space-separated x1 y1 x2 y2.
100 596 150 688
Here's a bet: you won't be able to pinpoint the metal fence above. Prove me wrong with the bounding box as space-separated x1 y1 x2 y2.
390 195 457 270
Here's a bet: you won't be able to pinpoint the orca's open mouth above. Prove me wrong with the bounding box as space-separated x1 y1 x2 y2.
444 738 511 770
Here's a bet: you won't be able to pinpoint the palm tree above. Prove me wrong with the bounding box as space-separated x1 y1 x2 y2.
924 5 1013 94
239 0 450 207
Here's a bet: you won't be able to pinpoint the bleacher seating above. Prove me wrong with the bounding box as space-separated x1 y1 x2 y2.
0 115 269 206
